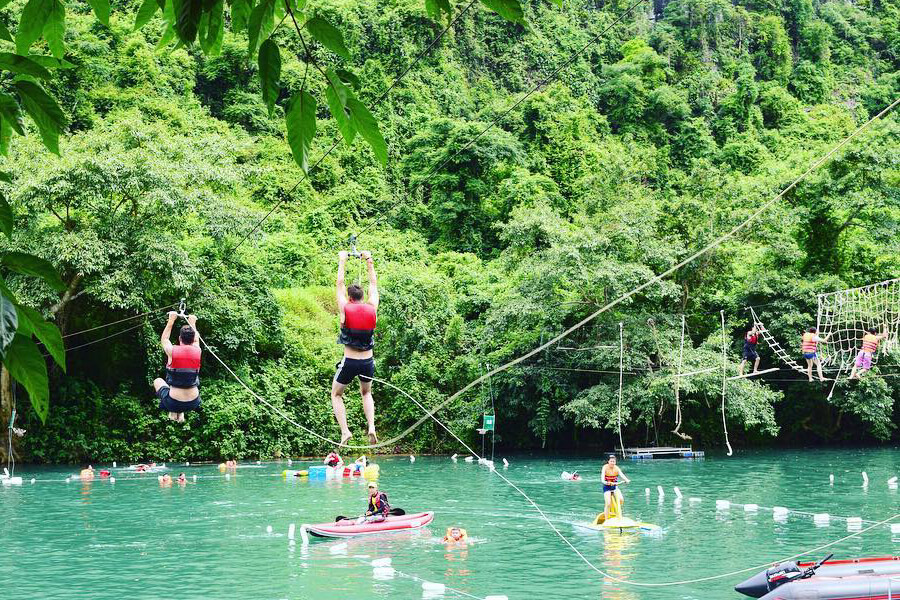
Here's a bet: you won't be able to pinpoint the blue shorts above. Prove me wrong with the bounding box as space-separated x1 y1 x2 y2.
156 386 201 413
803 352 817 360
603 485 617 493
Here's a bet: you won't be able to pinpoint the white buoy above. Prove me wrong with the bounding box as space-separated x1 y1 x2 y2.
657 485 664 498
773 506 789 516
450 454 458 461
673 486 683 499
288 524 296 540
225 473 231 480
287 459 292 465
30 478 35 484
2 477 22 485
422 582 446 593
372 566 395 580
888 476 897 485
689 497 701 504
193 475 197 482
485 596 509 600
502 458 509 467
109 477 116 484
744 504 759 512
813 513 830 526
410 455 416 462
112 461 117 468
299 526 309 545
829 474 834 485
371 558 392 568
847 517 862 530
266 525 273 534
645 488 650 496
464 456 474 462
257 460 261 465
65 477 71 483
862 472 869 486
890 523 900 534
716 500 730 510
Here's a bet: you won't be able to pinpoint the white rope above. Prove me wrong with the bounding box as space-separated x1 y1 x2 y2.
720 311 733 456
672 314 691 440
617 322 625 455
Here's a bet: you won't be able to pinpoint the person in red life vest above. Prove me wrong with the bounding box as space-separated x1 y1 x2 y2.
333 250 380 446
153 312 202 423
738 324 761 376
849 325 889 379
601 455 630 521
801 327 829 382
356 481 390 524
324 452 343 468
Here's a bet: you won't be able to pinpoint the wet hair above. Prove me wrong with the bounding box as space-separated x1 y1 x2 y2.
868 327 878 334
179 325 195 344
347 284 364 301
807 327 817 333
608 455 616 461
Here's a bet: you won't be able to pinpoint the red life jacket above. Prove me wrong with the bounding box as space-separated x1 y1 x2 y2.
603 468 618 485
338 301 377 351
746 333 759 345
166 344 201 388
368 491 390 517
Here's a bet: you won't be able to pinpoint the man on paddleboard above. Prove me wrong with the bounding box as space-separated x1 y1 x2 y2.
333 250 380 446
602 455 630 521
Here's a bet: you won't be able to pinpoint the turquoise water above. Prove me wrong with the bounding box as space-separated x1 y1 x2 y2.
1 449 898 599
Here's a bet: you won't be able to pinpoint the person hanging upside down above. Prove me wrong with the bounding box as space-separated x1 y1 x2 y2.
849 325 889 379
738 324 761 376
332 250 379 446
357 481 390 524
153 311 202 422
801 327 829 382
601 455 630 521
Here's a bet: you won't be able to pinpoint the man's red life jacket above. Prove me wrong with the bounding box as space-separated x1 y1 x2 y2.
338 301 376 351
166 344 201 388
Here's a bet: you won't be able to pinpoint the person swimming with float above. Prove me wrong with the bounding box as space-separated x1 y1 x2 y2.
79 465 95 481
601 455 630 521
357 481 390 524
801 327 830 382
332 250 379 446
153 311 202 422
849 325 889 379
442 526 468 543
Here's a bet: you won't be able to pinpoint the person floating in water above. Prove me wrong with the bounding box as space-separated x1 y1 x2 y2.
333 250 379 446
601 455 630 521
801 327 829 382
357 481 390 524
738 324 761 376
159 473 173 486
153 311 201 422
442 526 468 543
849 325 889 379
79 465 95 481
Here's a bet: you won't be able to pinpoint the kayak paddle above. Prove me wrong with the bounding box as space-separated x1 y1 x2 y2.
335 508 406 522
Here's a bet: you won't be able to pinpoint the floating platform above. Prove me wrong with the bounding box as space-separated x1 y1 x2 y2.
619 447 704 460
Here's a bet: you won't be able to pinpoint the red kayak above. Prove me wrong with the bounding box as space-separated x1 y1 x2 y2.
302 512 434 538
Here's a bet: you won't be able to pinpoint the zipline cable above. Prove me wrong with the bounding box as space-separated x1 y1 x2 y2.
616 321 625 455
61 303 177 339
720 310 732 456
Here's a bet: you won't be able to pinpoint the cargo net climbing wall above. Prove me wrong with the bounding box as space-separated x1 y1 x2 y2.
816 277 900 368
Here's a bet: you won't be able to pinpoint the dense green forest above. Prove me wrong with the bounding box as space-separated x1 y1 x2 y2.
1 0 898 462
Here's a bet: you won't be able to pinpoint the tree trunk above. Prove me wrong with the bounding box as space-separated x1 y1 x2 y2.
0 366 13 466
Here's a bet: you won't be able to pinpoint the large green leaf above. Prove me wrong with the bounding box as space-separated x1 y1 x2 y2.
2 251 65 291
305 17 350 60
0 193 12 239
199 0 224 55
479 0 524 23
0 117 10 155
14 80 66 155
0 292 16 357
230 0 252 33
16 0 54 56
257 38 280 118
27 55 76 69
346 97 388 165
425 0 452 21
172 0 202 43
0 53 51 79
16 304 64 371
134 0 159 30
86 0 110 26
3 334 49 423
285 90 316 173
247 0 273 56
335 68 360 90
324 69 355 144
0 92 25 136
43 0 66 59
0 21 13 42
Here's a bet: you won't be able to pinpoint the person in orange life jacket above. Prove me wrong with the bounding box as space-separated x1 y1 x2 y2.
801 327 830 382
153 311 201 423
849 325 889 379
738 324 761 376
356 481 390 524
333 250 379 446
601 455 630 521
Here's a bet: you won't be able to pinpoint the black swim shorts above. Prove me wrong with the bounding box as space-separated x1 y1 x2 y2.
156 386 201 413
742 347 758 361
334 357 375 386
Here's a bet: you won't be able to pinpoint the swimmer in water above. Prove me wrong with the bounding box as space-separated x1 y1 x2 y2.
442 527 468 543
177 473 187 485
79 465 95 481
159 473 173 486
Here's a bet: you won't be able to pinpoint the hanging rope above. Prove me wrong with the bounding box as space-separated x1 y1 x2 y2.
616 322 625 455
672 314 691 440
720 310 733 457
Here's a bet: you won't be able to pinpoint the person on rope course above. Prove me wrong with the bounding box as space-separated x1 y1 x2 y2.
356 481 390 524
153 311 202 423
333 250 379 446
601 455 630 521
801 327 830 382
738 324 761 376
849 325 889 379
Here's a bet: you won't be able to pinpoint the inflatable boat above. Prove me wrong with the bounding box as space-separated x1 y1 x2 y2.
301 511 434 539
735 554 900 599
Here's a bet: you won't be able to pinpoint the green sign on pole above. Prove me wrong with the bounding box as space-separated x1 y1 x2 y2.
482 414 495 431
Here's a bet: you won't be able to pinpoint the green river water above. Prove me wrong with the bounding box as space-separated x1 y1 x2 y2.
2 448 899 599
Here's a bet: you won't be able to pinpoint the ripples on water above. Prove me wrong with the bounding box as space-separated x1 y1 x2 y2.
1 448 898 599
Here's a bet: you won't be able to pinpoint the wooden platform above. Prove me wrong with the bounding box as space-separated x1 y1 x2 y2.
619 446 705 460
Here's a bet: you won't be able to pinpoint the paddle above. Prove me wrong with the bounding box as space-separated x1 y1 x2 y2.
335 508 406 522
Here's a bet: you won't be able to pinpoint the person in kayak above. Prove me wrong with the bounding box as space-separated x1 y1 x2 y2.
849 325 889 379
357 481 390 524
738 324 761 376
332 250 380 446
153 311 201 423
801 327 829 382
601 455 630 521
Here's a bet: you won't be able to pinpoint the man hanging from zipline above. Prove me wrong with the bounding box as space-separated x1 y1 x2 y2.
332 250 379 446
153 311 202 422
